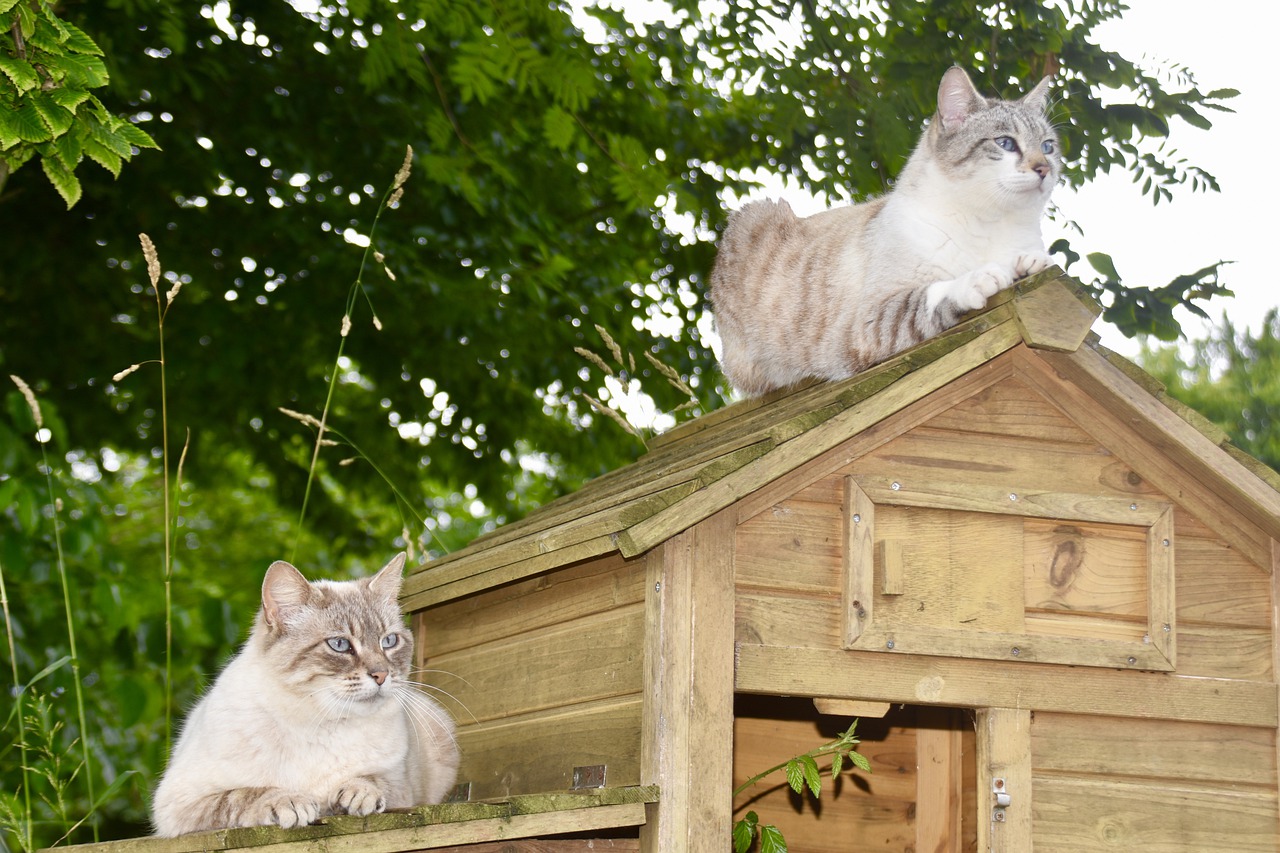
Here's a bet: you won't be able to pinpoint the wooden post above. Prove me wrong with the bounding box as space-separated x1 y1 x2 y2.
975 708 1033 853
640 510 737 852
916 708 964 853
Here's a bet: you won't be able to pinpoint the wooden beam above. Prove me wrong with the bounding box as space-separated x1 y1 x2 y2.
734 644 1278 728
916 708 964 853
640 511 737 852
975 709 1033 853
1011 273 1100 352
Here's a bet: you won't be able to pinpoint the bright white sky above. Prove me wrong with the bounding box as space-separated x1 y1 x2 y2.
1055 0 1279 355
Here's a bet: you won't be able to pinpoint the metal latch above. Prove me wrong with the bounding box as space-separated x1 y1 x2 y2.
572 764 607 790
992 777 1011 822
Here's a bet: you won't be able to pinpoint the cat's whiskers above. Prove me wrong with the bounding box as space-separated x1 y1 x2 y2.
404 679 477 726
394 689 462 750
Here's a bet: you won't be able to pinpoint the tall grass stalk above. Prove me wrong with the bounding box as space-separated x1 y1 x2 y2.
113 234 183 759
7 375 97 842
291 146 411 560
0 552 34 853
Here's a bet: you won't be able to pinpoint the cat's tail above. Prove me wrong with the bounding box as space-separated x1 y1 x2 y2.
709 199 802 396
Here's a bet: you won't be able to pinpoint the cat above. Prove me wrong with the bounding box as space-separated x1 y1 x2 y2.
151 553 459 836
709 66 1060 396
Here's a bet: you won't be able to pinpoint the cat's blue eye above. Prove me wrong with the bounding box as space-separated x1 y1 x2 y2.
326 637 352 653
1041 140 1055 155
381 633 399 650
994 136 1018 152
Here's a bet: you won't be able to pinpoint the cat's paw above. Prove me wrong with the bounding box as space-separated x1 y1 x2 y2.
942 263 1014 312
1013 250 1052 279
332 779 387 817
251 791 321 829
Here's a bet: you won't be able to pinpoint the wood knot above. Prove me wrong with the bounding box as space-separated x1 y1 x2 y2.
1049 525 1084 589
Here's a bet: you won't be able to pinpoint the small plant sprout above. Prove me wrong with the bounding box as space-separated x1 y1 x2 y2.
732 720 871 853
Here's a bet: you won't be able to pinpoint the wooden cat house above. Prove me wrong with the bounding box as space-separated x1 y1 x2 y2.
400 268 1280 851
65 269 1280 853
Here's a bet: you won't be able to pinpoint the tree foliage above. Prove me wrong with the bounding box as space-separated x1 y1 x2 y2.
1139 311 1280 473
0 0 1239 845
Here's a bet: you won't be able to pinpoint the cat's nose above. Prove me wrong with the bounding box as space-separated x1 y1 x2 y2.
368 670 388 686
1031 161 1051 179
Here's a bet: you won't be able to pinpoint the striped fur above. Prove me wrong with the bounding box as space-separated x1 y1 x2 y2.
710 67 1060 396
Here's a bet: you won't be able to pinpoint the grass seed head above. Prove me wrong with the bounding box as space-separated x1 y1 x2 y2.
9 374 43 428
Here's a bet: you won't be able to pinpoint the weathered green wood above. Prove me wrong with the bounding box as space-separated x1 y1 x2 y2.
52 788 659 853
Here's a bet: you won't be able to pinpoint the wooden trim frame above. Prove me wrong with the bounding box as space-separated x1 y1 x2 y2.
842 475 1177 672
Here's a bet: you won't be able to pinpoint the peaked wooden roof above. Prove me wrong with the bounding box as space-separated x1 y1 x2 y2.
403 269 1280 612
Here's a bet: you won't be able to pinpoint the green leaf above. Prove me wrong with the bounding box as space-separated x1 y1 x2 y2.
0 55 41 93
46 52 109 88
831 751 843 777
1205 87 1241 100
784 758 805 795
82 133 122 177
36 0 72 42
8 100 53 142
59 19 104 56
848 749 873 773
732 815 756 853
41 152 82 207
759 824 788 853
31 92 75 136
1087 251 1121 282
799 753 821 798
48 85 92 113
542 105 577 151
0 0 21 14
114 120 160 150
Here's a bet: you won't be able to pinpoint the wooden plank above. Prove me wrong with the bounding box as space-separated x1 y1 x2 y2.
1022 517 1148 617
976 708 1032 853
736 592 843 650
879 540 904 596
417 552 646 656
1149 508 1176 664
618 321 1026 557
844 477 875 644
63 790 658 853
1031 775 1277 852
1011 274 1101 352
1161 624 1273 680
916 708 963 853
854 427 1166 509
921 375 1100 445
403 536 616 612
731 351 1017 526
1034 347 1280 554
813 698 890 718
857 475 1171 525
244 804 650 853
1176 534 1271 627
734 644 1279 728
453 698 643 801
734 497 843 596
867 507 1025 634
1031 713 1277 787
429 842 639 853
428 606 644 723
640 512 736 852
849 625 1171 671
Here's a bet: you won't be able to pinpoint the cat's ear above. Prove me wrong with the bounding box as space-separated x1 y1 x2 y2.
936 66 985 128
368 552 407 603
1021 75 1054 113
262 561 312 630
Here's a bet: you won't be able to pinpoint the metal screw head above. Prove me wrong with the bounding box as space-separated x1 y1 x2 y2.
1162 538 1170 547
852 513 862 523
654 582 661 593
1130 503 1138 511
994 811 1006 823
1142 633 1151 644
886 639 896 650
1127 656 1137 665
1010 647 1020 657
1008 493 1018 501
891 481 901 491
1163 623 1171 632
